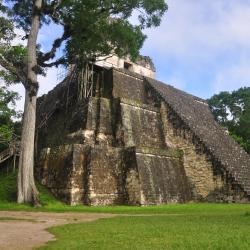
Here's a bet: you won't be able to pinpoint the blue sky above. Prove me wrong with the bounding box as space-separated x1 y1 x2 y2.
7 0 250 110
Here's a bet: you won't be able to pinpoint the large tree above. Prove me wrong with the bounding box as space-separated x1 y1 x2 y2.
208 87 250 154
0 0 167 204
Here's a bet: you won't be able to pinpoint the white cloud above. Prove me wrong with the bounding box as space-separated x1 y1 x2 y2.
38 67 61 96
213 60 250 94
140 0 250 97
6 67 61 112
8 83 25 112
144 0 250 60
12 28 26 46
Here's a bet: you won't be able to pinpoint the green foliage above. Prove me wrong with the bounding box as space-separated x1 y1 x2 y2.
0 86 21 149
0 171 64 209
0 16 15 42
59 0 167 62
0 4 27 85
0 172 17 202
66 18 146 63
208 87 250 153
0 46 27 84
1 0 167 75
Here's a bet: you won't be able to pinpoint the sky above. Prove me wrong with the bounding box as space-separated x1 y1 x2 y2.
6 0 250 111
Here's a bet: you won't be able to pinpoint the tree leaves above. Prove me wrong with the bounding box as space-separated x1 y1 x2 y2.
208 87 250 153
0 86 20 148
1 0 167 73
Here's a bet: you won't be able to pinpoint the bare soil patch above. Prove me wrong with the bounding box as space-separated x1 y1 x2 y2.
0 211 115 250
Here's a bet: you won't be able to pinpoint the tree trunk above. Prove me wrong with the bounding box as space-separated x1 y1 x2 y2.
17 0 42 205
17 92 39 204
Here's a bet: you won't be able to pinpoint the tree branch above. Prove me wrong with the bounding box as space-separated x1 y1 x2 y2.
39 57 66 68
95 54 114 62
38 29 70 64
0 56 26 85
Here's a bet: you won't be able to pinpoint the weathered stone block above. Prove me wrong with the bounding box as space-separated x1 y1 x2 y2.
120 101 165 148
37 144 90 205
113 70 146 103
135 149 191 205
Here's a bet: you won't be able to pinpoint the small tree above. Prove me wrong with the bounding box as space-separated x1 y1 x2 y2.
0 0 167 205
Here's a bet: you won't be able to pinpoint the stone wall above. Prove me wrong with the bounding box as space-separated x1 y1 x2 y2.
112 70 146 102
88 146 127 205
36 66 249 205
135 148 190 204
37 144 190 205
95 55 156 78
37 90 189 205
37 144 90 205
120 99 165 148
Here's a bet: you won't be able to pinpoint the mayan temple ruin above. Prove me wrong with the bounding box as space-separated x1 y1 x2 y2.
35 56 250 206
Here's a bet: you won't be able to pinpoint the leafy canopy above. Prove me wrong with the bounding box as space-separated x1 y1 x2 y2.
208 87 250 153
0 86 20 149
0 1 27 85
0 0 167 86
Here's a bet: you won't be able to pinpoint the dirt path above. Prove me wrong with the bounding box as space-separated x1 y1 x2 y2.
0 211 116 250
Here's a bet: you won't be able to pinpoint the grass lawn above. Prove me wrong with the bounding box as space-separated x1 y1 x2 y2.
1 172 250 249
40 213 250 250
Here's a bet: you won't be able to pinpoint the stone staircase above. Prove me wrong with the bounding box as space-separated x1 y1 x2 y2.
0 144 20 165
146 77 250 198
